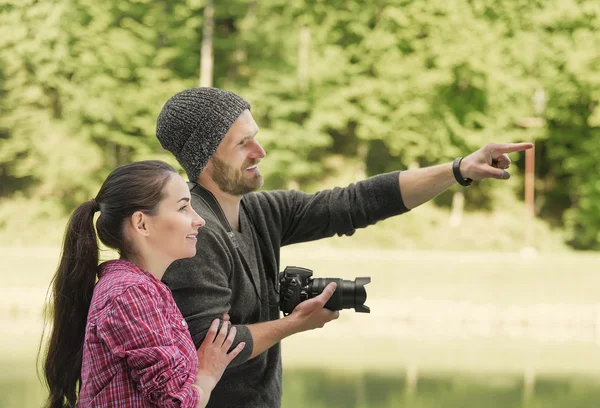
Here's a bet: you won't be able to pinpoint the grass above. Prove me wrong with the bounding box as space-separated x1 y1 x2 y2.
2 245 600 407
278 245 600 377
281 245 600 305
3 245 600 376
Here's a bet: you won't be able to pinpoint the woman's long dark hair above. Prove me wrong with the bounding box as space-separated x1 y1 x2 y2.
41 160 177 408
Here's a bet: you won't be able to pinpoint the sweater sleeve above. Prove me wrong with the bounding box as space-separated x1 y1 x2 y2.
250 171 409 246
164 228 254 367
97 284 200 407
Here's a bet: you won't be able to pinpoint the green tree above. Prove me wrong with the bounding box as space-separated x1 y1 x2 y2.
0 0 598 248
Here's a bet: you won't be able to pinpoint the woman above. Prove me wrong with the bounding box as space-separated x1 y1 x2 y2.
41 160 244 407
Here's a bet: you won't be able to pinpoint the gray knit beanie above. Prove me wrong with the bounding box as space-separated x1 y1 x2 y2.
156 87 250 182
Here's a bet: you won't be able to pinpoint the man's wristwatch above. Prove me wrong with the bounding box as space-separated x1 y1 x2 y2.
453 157 473 187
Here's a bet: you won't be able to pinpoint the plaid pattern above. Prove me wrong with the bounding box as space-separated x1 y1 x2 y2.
78 260 199 407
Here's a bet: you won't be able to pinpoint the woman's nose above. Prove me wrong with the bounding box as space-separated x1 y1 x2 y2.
192 209 206 228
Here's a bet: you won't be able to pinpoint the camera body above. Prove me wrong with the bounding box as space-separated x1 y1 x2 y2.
278 266 371 315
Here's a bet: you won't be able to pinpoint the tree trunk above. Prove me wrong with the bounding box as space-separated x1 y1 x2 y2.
199 0 214 87
297 25 311 92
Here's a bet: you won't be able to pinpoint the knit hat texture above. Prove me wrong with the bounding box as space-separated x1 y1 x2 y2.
156 87 250 182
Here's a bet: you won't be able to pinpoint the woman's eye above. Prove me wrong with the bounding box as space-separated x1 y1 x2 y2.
179 205 188 211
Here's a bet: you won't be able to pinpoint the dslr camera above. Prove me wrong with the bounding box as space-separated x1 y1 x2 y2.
278 266 371 315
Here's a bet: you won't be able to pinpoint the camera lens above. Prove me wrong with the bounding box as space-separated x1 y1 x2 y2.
308 277 371 313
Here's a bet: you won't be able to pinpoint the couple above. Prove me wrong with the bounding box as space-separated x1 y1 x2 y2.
42 87 532 408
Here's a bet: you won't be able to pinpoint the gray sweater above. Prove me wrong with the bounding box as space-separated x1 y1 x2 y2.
163 171 408 408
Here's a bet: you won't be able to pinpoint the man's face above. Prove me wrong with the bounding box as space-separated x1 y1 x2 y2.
205 110 266 196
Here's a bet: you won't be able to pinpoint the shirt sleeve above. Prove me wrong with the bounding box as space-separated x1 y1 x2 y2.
97 284 199 408
250 171 409 247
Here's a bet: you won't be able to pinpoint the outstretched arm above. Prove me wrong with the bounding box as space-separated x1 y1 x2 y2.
399 142 533 209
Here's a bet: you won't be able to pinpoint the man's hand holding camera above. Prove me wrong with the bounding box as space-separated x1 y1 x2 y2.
287 282 339 334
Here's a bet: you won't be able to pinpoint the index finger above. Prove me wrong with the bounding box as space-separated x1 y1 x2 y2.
205 318 220 343
314 282 337 304
490 142 533 155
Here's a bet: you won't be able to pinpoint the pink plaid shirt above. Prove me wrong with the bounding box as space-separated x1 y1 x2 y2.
78 260 199 407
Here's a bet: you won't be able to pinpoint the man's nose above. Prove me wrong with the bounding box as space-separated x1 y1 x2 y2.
250 140 266 159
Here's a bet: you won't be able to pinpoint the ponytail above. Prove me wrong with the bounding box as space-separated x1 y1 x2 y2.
42 200 99 408
39 160 177 407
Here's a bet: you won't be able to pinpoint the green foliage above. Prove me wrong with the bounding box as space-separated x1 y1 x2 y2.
0 0 598 249
0 0 202 205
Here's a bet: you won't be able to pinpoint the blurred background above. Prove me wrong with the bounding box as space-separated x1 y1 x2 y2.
1 0 599 406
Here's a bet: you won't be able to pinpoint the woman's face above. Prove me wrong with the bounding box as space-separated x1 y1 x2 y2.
145 174 205 262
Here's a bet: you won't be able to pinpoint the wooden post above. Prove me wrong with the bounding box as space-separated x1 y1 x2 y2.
516 86 544 256
405 364 418 396
523 367 536 401
524 145 535 250
449 191 465 228
356 373 367 408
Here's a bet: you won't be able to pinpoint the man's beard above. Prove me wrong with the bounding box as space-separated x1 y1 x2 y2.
211 155 264 196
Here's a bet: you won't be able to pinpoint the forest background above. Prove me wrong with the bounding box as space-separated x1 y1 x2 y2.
1 0 599 250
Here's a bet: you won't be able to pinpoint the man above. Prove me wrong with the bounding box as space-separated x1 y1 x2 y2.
156 87 532 408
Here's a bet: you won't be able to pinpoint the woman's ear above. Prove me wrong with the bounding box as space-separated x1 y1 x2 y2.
130 211 150 237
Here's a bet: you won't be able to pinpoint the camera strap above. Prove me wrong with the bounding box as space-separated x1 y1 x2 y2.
189 182 238 246
189 182 279 308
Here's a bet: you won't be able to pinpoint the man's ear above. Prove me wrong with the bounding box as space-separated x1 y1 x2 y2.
130 211 150 237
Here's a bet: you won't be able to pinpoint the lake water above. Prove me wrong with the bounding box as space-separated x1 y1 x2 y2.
5 365 600 408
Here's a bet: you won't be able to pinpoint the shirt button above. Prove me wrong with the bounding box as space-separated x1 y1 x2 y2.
181 319 187 327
